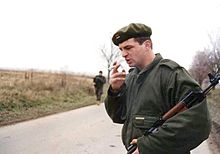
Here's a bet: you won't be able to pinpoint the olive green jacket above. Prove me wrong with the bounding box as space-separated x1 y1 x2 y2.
104 54 211 154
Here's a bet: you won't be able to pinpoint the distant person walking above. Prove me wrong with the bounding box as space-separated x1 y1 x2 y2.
93 71 106 102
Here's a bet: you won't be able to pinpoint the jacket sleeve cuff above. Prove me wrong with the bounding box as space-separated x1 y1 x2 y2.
108 84 126 97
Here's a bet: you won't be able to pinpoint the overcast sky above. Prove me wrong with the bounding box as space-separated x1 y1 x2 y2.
0 0 220 75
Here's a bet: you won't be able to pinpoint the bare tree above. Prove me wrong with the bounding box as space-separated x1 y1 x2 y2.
189 51 211 85
207 29 220 74
101 41 122 82
189 28 220 86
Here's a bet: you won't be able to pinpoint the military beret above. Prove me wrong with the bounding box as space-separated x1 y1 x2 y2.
112 23 152 46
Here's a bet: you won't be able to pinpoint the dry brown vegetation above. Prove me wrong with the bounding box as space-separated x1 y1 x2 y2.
207 88 220 153
0 69 98 126
208 88 220 124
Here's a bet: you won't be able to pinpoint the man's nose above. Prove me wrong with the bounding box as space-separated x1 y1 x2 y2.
121 50 128 57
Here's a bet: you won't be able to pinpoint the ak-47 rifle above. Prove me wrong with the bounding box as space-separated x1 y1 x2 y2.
127 73 220 154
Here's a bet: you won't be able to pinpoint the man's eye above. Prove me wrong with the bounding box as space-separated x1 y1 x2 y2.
125 46 132 50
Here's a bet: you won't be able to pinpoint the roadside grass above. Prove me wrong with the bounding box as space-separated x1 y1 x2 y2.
0 69 108 126
207 88 220 153
207 88 220 125
1 69 219 127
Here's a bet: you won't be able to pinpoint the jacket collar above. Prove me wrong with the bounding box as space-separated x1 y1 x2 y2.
133 53 163 75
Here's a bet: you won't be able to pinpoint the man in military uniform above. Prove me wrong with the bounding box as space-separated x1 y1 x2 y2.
104 23 211 154
93 71 106 102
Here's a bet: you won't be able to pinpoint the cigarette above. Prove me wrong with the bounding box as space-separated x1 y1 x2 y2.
108 64 125 71
108 66 116 71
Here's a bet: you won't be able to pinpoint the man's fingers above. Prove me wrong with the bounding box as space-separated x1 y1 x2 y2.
112 62 121 74
111 72 126 79
110 72 126 88
111 77 126 83
130 139 138 145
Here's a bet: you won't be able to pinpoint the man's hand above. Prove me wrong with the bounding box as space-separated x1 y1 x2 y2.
130 139 139 154
110 62 126 92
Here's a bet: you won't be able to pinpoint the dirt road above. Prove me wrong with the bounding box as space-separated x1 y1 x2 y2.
0 104 211 154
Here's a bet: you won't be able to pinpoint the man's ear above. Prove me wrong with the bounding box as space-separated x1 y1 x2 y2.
143 40 151 49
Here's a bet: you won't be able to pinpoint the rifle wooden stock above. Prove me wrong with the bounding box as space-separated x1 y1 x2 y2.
162 102 187 121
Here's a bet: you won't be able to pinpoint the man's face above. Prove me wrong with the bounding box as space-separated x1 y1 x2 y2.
119 38 147 69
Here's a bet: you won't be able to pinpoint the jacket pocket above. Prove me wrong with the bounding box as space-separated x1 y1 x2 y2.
132 115 159 131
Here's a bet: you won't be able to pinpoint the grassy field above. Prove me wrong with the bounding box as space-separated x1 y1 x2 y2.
0 69 219 128
0 69 106 126
206 88 220 153
207 88 220 125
